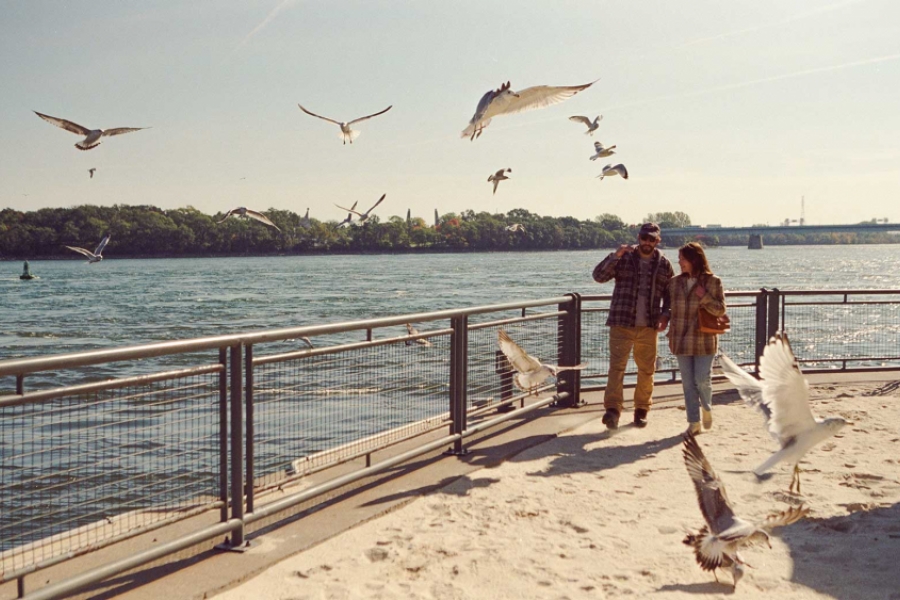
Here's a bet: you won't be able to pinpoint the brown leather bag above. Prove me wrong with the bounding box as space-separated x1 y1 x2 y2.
698 306 730 334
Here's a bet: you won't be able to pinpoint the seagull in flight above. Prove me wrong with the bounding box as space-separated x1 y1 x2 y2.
717 333 848 494
681 432 809 589
217 207 281 232
597 163 628 180
335 194 385 225
34 111 148 151
88 168 96 179
505 223 526 233
497 329 586 393
589 142 616 161
487 168 512 195
569 114 602 135
405 323 432 347
298 104 392 145
335 201 358 228
462 79 597 141
65 234 110 264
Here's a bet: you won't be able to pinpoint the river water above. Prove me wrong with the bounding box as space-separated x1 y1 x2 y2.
3 245 900 363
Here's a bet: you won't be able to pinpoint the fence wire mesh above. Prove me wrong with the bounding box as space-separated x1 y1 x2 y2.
0 370 222 577
250 325 452 489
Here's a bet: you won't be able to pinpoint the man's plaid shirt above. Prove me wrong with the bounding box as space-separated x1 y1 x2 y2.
592 249 674 327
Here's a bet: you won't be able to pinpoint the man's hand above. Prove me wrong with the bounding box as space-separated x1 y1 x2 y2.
615 244 633 258
656 315 670 332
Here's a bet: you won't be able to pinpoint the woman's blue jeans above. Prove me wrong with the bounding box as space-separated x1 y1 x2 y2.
676 354 715 423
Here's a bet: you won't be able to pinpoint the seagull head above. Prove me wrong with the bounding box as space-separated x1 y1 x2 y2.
496 81 519 99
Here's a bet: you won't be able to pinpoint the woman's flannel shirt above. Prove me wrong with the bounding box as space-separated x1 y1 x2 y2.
666 273 727 356
592 249 674 327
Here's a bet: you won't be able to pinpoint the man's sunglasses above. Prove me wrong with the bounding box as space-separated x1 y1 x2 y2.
639 234 659 242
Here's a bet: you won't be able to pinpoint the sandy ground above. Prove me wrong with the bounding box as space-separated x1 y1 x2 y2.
213 380 900 600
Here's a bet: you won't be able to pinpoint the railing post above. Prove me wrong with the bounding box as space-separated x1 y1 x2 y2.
767 287 781 340
557 293 582 407
447 315 469 455
227 343 245 547
218 348 229 523
754 288 768 371
244 344 255 514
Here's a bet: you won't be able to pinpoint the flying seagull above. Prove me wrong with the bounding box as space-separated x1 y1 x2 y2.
335 201 358 228
462 79 597 141
335 194 385 225
405 323 432 347
487 168 512 195
88 168 96 179
217 207 281 232
569 114 602 135
681 432 808 589
497 329 586 393
589 142 617 161
65 233 110 264
298 104 392 145
34 111 148 151
597 163 628 180
717 333 848 494
505 223 525 233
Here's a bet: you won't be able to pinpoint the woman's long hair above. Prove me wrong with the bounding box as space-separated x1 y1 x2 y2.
678 242 713 286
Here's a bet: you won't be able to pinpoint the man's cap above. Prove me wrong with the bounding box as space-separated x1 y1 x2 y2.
639 222 661 239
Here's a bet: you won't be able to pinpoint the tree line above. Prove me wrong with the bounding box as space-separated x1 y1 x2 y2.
0 206 895 259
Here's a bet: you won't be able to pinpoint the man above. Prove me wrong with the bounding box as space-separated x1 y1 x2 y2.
592 222 674 429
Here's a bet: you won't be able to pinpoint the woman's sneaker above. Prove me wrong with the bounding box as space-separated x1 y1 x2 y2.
702 408 713 430
686 422 702 435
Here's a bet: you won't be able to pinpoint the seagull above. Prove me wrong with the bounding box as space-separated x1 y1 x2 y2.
597 163 628 180
300 337 314 349
299 208 312 230
497 329 586 393
569 115 602 135
717 333 848 494
34 111 148 151
462 79 597 141
405 323 432 347
65 234 110 264
335 201 358 228
589 142 617 161
335 194 385 225
88 168 96 179
487 168 512 195
681 432 809 589
505 223 526 233
298 104 392 145
217 207 281 232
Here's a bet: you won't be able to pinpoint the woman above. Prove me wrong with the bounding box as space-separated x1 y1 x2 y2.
666 242 727 434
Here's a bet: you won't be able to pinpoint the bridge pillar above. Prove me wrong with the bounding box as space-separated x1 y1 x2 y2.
748 233 764 249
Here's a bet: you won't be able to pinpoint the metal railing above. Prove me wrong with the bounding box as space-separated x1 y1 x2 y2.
1 289 899 600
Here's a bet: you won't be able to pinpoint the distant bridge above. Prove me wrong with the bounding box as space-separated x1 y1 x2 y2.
662 223 900 249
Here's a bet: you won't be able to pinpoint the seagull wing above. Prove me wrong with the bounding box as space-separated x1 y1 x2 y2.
93 234 110 256
335 203 364 217
492 178 500 195
501 81 597 116
593 141 604 150
682 433 738 535
569 115 591 126
717 353 775 437
347 105 392 125
34 111 91 136
614 164 629 179
497 329 543 375
759 333 817 442
65 246 96 259
244 209 280 231
298 104 342 126
101 127 148 137
363 193 386 216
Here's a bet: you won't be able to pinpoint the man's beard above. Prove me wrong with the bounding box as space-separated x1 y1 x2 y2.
638 243 655 255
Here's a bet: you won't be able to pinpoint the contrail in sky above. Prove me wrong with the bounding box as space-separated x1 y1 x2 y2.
677 0 866 48
605 53 900 112
235 0 297 51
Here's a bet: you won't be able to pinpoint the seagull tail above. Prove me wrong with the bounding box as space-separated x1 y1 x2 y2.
753 449 789 477
348 129 361 142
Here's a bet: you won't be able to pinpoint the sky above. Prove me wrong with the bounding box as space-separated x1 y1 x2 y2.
1 0 899 227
